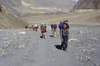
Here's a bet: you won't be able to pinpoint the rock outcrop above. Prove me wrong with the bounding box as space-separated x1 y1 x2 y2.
0 4 9 13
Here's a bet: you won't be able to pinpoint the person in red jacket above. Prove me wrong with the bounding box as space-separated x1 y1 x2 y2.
42 27 47 39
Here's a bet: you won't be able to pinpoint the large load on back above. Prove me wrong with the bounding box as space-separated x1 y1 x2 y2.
40 23 46 33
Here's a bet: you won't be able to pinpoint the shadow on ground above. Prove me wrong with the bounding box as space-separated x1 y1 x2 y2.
50 35 53 37
40 36 43 38
54 45 62 50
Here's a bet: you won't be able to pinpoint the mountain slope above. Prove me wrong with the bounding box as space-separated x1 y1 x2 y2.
0 4 29 29
70 0 100 12
0 0 75 16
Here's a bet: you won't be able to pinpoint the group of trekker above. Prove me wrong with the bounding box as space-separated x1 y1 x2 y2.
25 20 69 51
25 25 39 32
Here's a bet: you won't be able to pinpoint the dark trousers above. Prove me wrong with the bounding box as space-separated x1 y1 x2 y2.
61 36 68 50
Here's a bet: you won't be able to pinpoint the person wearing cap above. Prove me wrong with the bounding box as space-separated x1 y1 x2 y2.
61 21 69 51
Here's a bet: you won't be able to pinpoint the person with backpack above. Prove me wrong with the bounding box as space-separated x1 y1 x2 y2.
61 25 69 51
59 22 63 39
53 24 57 38
40 23 47 38
40 23 44 37
29 25 32 31
51 24 54 36
42 26 47 39
51 24 54 30
25 25 28 29
34 25 38 32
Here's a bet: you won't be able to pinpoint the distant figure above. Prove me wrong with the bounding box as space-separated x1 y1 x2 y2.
25 25 28 29
40 23 47 38
51 24 54 36
35 25 39 32
34 24 38 32
53 24 57 38
40 23 44 36
42 26 47 39
29 25 32 31
51 24 54 31
32 25 35 31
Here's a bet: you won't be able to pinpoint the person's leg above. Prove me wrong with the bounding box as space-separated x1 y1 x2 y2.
61 37 64 50
53 32 55 37
64 36 68 51
55 32 56 37
44 33 46 39
43 33 45 38
42 33 43 38
53 32 54 37
61 42 64 50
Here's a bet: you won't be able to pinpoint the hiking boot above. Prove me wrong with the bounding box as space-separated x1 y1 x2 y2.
61 47 63 50
64 49 67 51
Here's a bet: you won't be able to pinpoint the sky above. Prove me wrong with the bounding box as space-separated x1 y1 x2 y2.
71 0 79 2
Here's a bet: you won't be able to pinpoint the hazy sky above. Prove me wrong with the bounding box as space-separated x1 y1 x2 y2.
71 0 79 2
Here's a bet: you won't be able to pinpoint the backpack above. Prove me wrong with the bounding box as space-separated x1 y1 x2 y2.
54 24 57 29
51 24 54 28
41 24 46 29
62 23 69 29
59 22 63 29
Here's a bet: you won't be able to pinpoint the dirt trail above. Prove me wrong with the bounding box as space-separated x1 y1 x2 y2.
0 25 100 66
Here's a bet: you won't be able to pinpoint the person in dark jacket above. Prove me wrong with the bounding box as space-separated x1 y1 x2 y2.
25 25 28 29
61 24 69 51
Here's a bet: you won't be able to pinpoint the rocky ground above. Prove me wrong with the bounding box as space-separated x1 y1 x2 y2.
0 24 100 66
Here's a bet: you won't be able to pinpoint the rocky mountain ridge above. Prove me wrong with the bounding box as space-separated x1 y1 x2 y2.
70 0 100 12
0 0 75 16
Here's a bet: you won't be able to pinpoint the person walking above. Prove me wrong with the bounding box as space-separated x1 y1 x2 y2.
53 24 57 38
59 20 69 51
51 24 54 36
29 25 32 31
61 25 69 51
25 25 28 29
42 27 47 39
40 23 47 38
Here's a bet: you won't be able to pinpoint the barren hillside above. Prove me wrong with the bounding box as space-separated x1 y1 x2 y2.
0 0 75 16
0 4 29 29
